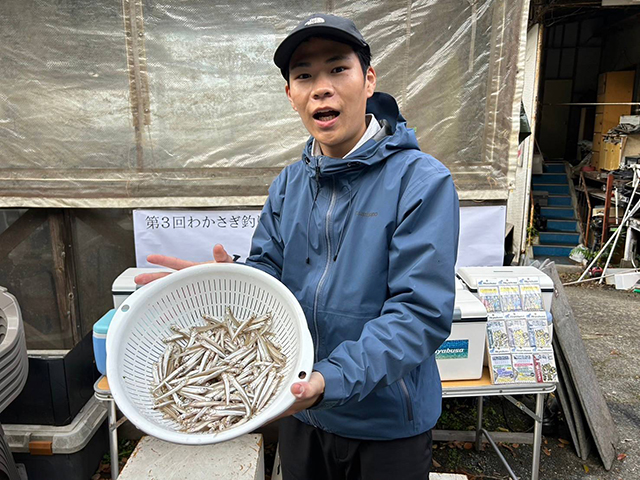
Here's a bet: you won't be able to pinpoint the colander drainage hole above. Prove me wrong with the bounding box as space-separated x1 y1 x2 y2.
298 371 306 379
121 304 130 312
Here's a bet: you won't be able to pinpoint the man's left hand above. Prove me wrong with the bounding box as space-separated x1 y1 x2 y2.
278 371 325 418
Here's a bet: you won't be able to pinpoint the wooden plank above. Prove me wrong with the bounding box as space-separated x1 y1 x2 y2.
48 210 82 347
554 338 591 460
553 360 581 457
433 430 535 445
0 209 47 262
540 262 619 470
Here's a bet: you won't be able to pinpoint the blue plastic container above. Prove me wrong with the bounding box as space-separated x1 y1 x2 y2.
93 310 115 375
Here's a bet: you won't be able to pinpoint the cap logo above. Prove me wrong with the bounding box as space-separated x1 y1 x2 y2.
304 17 325 26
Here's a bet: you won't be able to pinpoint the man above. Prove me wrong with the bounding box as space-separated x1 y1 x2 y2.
136 13 459 479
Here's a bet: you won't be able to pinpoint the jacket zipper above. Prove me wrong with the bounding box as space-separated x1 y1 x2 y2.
398 378 414 422
306 409 321 428
312 173 337 362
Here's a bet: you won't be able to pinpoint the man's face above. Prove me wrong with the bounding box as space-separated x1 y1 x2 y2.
285 37 376 159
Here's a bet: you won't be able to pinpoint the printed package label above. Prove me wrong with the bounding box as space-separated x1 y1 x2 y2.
486 320 510 354
490 354 515 384
533 353 559 383
436 339 469 360
512 353 537 383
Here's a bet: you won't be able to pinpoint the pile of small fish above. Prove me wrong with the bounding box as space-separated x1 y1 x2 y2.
150 308 286 433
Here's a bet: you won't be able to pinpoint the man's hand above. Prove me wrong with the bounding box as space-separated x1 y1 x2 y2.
278 371 325 418
134 244 234 285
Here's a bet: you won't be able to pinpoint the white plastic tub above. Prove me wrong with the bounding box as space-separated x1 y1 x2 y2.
111 267 173 308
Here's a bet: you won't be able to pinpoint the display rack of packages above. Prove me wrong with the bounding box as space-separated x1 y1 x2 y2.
457 267 558 385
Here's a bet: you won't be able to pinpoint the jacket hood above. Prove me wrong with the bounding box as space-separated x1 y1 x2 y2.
302 92 420 177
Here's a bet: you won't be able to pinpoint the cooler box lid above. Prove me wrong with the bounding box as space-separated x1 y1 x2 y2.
112 267 173 294
93 309 116 336
456 266 553 292
453 289 487 323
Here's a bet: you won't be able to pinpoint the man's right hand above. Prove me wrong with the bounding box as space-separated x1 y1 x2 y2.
134 244 234 285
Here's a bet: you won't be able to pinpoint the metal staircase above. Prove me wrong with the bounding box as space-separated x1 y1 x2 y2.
531 162 580 257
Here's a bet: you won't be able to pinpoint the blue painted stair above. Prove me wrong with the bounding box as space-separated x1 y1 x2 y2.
531 163 580 258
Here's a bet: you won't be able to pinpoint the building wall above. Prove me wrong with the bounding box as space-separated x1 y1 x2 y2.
507 24 541 259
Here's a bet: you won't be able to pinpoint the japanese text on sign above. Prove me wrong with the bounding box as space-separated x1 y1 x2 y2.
133 210 262 267
144 214 260 230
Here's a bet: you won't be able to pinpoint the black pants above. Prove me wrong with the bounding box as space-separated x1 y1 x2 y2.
278 416 432 480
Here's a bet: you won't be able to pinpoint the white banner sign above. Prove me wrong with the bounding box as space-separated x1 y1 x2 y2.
134 205 506 269
133 210 261 267
457 205 506 268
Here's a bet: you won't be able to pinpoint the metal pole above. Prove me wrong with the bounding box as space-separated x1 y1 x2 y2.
476 396 484 451
480 428 520 480
602 174 614 244
531 394 545 480
577 196 640 281
109 400 120 479
600 168 640 282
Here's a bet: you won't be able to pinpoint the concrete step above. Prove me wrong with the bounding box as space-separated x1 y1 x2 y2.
119 434 264 480
533 244 574 257
546 219 579 232
547 195 572 207
532 173 568 185
539 231 580 245
541 206 575 219
531 183 570 195
544 163 566 173
430 475 469 479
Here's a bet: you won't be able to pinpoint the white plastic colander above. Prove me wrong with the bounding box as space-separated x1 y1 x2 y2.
106 263 314 445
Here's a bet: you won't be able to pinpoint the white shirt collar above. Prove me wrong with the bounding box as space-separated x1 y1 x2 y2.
311 113 382 158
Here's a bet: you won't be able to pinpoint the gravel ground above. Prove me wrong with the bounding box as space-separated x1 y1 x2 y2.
433 282 640 480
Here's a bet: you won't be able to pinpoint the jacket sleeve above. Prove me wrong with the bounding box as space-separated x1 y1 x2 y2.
244 172 286 280
312 167 459 409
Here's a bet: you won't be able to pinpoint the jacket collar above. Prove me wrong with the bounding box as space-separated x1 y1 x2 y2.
301 92 415 178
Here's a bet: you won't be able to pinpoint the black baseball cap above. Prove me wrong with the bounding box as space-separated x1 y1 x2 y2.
274 13 370 76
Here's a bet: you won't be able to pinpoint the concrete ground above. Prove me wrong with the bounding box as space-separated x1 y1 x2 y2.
433 282 640 480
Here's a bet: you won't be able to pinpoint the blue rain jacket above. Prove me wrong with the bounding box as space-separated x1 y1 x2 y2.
245 92 459 440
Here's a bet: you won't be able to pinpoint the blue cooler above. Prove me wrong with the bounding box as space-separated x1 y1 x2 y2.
93 309 115 375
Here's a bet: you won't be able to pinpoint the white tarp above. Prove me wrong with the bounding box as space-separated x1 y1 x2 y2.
0 0 527 207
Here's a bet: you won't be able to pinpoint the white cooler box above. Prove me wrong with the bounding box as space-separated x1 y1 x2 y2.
435 290 487 381
112 267 173 308
456 266 554 314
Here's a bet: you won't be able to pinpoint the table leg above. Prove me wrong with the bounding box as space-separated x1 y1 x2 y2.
109 400 119 480
531 393 545 480
480 429 519 480
475 396 484 451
